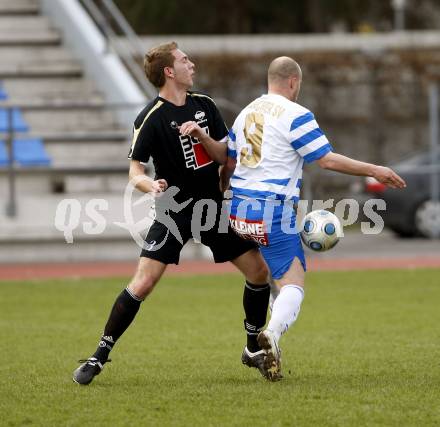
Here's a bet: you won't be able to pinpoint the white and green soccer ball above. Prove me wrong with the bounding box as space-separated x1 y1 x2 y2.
300 210 342 252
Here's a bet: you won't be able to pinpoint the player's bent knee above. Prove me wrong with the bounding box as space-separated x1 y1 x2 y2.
128 262 165 299
128 272 159 299
255 263 270 283
247 253 270 284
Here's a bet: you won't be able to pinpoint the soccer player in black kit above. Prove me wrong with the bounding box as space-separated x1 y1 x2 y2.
73 42 275 384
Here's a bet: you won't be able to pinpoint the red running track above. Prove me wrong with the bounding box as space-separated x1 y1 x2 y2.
1 257 439 281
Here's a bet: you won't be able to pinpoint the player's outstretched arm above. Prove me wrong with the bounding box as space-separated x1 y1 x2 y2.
129 160 168 194
179 121 227 165
317 152 406 189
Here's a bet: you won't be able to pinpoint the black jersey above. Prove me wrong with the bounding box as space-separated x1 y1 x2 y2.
128 91 228 202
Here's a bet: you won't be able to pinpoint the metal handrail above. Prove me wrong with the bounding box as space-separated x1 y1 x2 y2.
79 0 157 99
102 0 146 55
2 108 15 217
78 0 241 115
0 101 145 218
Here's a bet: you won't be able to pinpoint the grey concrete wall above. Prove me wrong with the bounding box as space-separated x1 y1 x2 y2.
139 32 440 199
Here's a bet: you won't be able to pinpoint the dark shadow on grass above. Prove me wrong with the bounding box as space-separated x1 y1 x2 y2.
84 373 275 389
69 369 420 394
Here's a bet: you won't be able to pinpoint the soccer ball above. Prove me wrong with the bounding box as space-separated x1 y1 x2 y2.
300 210 342 252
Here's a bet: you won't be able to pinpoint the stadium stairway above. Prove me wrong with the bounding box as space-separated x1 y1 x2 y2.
0 0 193 263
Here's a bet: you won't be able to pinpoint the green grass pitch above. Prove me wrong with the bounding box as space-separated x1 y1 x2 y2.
1 269 440 426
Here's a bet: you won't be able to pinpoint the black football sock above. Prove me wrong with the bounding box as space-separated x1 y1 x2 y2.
243 281 270 353
93 288 142 361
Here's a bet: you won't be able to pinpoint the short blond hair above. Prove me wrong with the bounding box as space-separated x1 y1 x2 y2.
144 41 178 88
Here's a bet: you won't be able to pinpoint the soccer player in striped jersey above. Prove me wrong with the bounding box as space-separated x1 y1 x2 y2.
221 56 406 380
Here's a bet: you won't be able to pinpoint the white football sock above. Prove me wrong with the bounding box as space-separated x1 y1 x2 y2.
267 284 304 342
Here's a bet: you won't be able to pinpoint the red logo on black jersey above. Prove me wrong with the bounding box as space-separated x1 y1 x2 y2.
179 126 213 170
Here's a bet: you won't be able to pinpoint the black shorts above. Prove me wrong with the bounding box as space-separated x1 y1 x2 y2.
140 200 257 265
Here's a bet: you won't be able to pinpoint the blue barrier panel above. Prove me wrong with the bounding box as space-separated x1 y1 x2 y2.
13 138 52 166
0 140 7 166
0 85 7 100
0 138 52 167
0 108 30 132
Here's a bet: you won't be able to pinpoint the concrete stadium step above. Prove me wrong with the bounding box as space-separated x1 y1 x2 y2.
0 47 82 77
0 0 39 15
0 15 53 30
0 193 135 238
0 193 140 261
0 190 207 262
0 236 205 263
2 78 104 103
0 67 82 79
0 1 154 263
44 140 129 167
0 32 61 47
0 237 140 263
0 16 60 46
0 167 129 196
21 109 123 132
0 46 82 77
40 130 129 142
